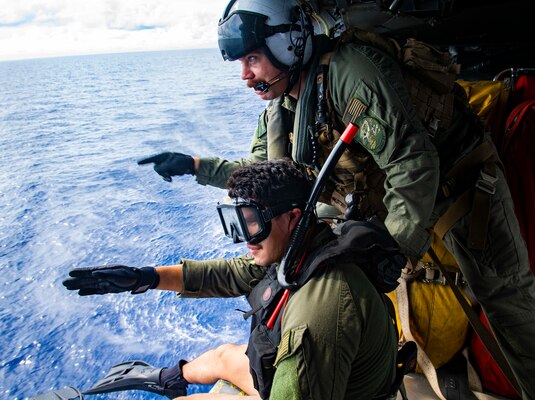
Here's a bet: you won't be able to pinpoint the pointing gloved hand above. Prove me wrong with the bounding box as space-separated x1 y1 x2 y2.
137 152 195 182
62 265 160 296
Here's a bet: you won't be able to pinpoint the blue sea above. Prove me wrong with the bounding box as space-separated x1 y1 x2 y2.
0 49 266 399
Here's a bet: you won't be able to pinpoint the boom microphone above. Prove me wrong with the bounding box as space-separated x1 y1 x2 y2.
253 72 285 93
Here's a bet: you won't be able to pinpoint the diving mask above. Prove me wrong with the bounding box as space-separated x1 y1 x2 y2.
217 198 301 245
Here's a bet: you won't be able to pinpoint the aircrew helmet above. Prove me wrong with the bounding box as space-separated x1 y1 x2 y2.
217 0 313 70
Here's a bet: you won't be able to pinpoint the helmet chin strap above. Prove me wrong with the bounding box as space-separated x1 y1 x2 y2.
285 64 301 96
253 71 286 93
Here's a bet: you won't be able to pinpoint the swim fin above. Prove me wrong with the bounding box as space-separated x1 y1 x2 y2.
82 360 187 399
30 386 84 400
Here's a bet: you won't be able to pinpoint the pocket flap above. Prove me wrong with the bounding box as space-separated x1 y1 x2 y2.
274 324 307 366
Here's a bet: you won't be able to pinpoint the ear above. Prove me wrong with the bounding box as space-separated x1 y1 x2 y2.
288 208 302 231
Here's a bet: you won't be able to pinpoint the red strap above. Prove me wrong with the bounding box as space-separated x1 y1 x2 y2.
266 252 306 329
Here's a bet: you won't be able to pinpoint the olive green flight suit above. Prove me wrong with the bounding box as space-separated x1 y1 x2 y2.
180 225 397 400
318 42 535 398
186 38 535 397
195 96 294 189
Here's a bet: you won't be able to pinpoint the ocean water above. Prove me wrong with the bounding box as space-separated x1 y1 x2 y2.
0 49 265 399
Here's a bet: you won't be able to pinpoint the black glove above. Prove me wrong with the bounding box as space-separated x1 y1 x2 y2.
138 152 195 182
62 265 160 296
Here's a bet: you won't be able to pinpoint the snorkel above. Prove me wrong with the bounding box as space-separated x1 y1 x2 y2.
277 122 359 288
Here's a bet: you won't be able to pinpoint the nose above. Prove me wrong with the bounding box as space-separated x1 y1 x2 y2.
241 62 254 81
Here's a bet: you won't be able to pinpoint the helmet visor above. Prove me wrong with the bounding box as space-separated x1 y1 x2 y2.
218 11 268 61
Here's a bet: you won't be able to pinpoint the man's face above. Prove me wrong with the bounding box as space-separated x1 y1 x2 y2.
245 207 301 266
239 50 288 101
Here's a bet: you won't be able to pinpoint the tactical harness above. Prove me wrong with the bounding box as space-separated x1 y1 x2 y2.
287 32 516 396
243 219 413 400
252 31 509 398
296 29 500 251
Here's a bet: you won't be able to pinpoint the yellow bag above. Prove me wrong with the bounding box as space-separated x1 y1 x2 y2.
457 79 510 147
387 232 470 371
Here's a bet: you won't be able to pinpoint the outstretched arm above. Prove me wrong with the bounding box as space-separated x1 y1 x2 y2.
138 100 286 189
63 255 268 298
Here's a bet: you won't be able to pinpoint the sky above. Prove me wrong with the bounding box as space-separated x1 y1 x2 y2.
0 0 226 61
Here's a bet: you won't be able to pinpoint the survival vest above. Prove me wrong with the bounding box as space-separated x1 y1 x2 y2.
245 264 283 399
297 31 521 398
293 29 484 222
243 219 409 399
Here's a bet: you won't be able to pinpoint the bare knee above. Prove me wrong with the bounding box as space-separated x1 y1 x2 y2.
212 343 246 370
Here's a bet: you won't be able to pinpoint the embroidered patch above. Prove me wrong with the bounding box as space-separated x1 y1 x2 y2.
262 287 272 302
356 116 386 153
274 330 292 366
342 97 368 125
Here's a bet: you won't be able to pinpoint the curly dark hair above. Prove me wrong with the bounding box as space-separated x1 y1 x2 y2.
227 159 312 207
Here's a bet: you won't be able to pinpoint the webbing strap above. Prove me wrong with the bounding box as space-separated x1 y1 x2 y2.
443 139 496 183
434 138 499 241
396 279 447 400
426 247 521 395
434 162 498 249
433 189 473 239
467 161 496 250
462 348 484 393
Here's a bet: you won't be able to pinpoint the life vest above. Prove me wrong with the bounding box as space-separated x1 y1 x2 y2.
301 45 389 220
245 264 285 400
315 123 388 220
243 219 408 399
338 30 461 137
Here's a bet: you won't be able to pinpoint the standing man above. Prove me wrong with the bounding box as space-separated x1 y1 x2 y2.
139 0 535 397
64 159 401 399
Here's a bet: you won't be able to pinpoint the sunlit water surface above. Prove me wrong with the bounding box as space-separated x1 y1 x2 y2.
0 49 265 399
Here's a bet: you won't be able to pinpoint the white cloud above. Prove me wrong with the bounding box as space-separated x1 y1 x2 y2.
0 0 225 61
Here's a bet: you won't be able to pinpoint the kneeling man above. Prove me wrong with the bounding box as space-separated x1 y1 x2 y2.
64 159 401 399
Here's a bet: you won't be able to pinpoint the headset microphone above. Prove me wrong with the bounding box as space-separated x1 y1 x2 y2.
253 81 271 93
253 72 285 93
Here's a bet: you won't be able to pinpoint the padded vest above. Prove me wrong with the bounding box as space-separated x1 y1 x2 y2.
244 219 406 399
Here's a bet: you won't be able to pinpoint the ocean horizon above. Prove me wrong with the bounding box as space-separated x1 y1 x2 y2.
0 47 220 64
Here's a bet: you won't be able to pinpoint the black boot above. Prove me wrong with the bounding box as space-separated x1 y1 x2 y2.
160 360 189 398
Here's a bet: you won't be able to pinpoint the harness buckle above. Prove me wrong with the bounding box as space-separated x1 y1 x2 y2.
475 170 497 195
420 262 466 286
